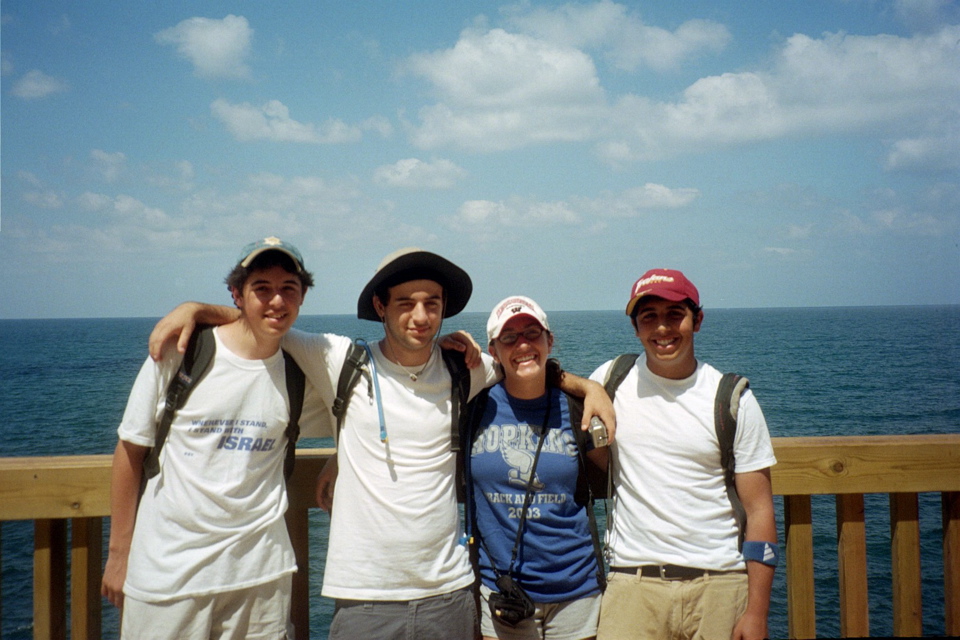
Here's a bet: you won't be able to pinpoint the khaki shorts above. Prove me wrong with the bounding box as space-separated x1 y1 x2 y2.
597 570 748 640
479 583 601 640
121 575 293 640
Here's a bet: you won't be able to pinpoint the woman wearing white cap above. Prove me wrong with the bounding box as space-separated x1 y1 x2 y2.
465 296 609 640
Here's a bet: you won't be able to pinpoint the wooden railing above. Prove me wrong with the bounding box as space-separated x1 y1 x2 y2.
2 434 959 639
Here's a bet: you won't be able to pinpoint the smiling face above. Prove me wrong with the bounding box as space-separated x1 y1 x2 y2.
374 278 445 366
232 264 305 342
490 315 554 398
633 296 703 380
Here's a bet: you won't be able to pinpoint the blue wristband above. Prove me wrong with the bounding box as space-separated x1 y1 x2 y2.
742 540 779 566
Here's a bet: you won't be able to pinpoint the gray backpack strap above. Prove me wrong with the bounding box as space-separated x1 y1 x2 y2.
603 353 639 400
143 325 217 481
715 372 750 551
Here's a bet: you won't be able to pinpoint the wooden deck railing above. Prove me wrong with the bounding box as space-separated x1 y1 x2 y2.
2 434 959 639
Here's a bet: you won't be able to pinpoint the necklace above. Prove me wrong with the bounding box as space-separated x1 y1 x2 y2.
384 340 427 381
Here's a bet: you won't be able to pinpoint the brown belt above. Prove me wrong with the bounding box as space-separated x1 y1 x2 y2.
610 565 744 580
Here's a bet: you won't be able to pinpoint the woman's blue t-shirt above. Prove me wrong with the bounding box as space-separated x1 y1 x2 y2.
470 383 601 602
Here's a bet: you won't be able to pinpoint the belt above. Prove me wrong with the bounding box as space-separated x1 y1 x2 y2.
610 565 744 581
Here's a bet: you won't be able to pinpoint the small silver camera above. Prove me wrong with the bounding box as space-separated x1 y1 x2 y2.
589 416 608 448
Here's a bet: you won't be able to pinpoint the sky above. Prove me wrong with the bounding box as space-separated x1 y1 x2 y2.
2 0 959 319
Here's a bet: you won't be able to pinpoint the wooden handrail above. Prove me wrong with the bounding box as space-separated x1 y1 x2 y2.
2 435 959 639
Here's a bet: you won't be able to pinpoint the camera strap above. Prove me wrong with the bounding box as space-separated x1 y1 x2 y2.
486 396 552 580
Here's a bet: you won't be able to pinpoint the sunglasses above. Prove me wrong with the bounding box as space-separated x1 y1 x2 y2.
496 326 545 345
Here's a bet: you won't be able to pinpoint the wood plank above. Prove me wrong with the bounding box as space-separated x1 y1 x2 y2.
836 493 869 637
944 491 960 637
34 519 67 640
286 506 310 640
784 495 816 639
0 450 335 520
772 435 960 496
70 518 102 640
890 493 923 637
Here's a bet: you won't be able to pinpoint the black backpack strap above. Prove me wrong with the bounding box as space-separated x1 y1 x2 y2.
440 349 470 503
441 349 470 453
462 387 491 541
565 392 607 590
715 372 750 551
143 325 217 480
282 350 306 480
603 353 639 400
332 340 371 442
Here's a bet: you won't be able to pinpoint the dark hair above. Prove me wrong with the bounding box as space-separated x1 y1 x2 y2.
630 297 702 330
224 251 315 293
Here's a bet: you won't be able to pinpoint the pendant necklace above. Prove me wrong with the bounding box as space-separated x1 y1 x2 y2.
385 340 427 382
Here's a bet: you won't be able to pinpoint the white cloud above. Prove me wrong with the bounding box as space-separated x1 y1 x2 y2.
155 15 253 79
211 99 362 144
90 149 127 183
77 192 113 211
763 247 798 257
580 184 701 216
373 158 467 189
23 191 63 209
405 11 960 165
452 199 581 229
884 133 960 172
504 0 730 71
1 51 14 76
405 28 606 150
12 69 68 99
450 183 696 231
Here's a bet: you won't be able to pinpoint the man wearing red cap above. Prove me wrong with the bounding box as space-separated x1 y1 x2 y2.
591 269 778 640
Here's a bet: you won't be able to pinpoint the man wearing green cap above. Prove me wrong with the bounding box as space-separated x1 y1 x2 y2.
103 237 330 639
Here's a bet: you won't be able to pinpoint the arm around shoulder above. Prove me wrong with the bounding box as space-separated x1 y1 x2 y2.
148 302 240 361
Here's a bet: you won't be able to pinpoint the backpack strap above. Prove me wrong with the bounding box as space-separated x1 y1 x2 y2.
143 325 217 480
332 341 469 457
441 349 470 452
566 393 608 591
440 349 471 503
715 372 750 551
603 353 639 399
282 350 306 480
332 340 371 442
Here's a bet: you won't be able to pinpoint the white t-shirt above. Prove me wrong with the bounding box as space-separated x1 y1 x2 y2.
590 355 777 571
119 327 330 602
280 329 498 601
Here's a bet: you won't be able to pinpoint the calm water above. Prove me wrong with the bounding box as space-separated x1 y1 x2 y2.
1 306 958 638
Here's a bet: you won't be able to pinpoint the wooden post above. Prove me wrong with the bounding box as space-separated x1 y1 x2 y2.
784 495 815 639
836 493 869 637
286 507 311 640
34 519 67 640
944 491 960 636
890 493 923 636
70 518 102 640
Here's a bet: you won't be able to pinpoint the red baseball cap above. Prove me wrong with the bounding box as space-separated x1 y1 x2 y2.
625 269 700 316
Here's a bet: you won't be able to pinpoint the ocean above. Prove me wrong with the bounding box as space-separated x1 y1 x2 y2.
1 306 958 638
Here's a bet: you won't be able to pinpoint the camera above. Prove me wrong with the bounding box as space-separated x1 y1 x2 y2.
589 416 608 448
488 574 535 627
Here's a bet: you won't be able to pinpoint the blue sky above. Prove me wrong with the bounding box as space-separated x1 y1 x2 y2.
2 0 959 319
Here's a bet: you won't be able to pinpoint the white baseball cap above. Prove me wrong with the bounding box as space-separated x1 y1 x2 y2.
486 295 550 343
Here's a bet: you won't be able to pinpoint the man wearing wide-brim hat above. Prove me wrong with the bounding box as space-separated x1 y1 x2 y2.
148 246 615 640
